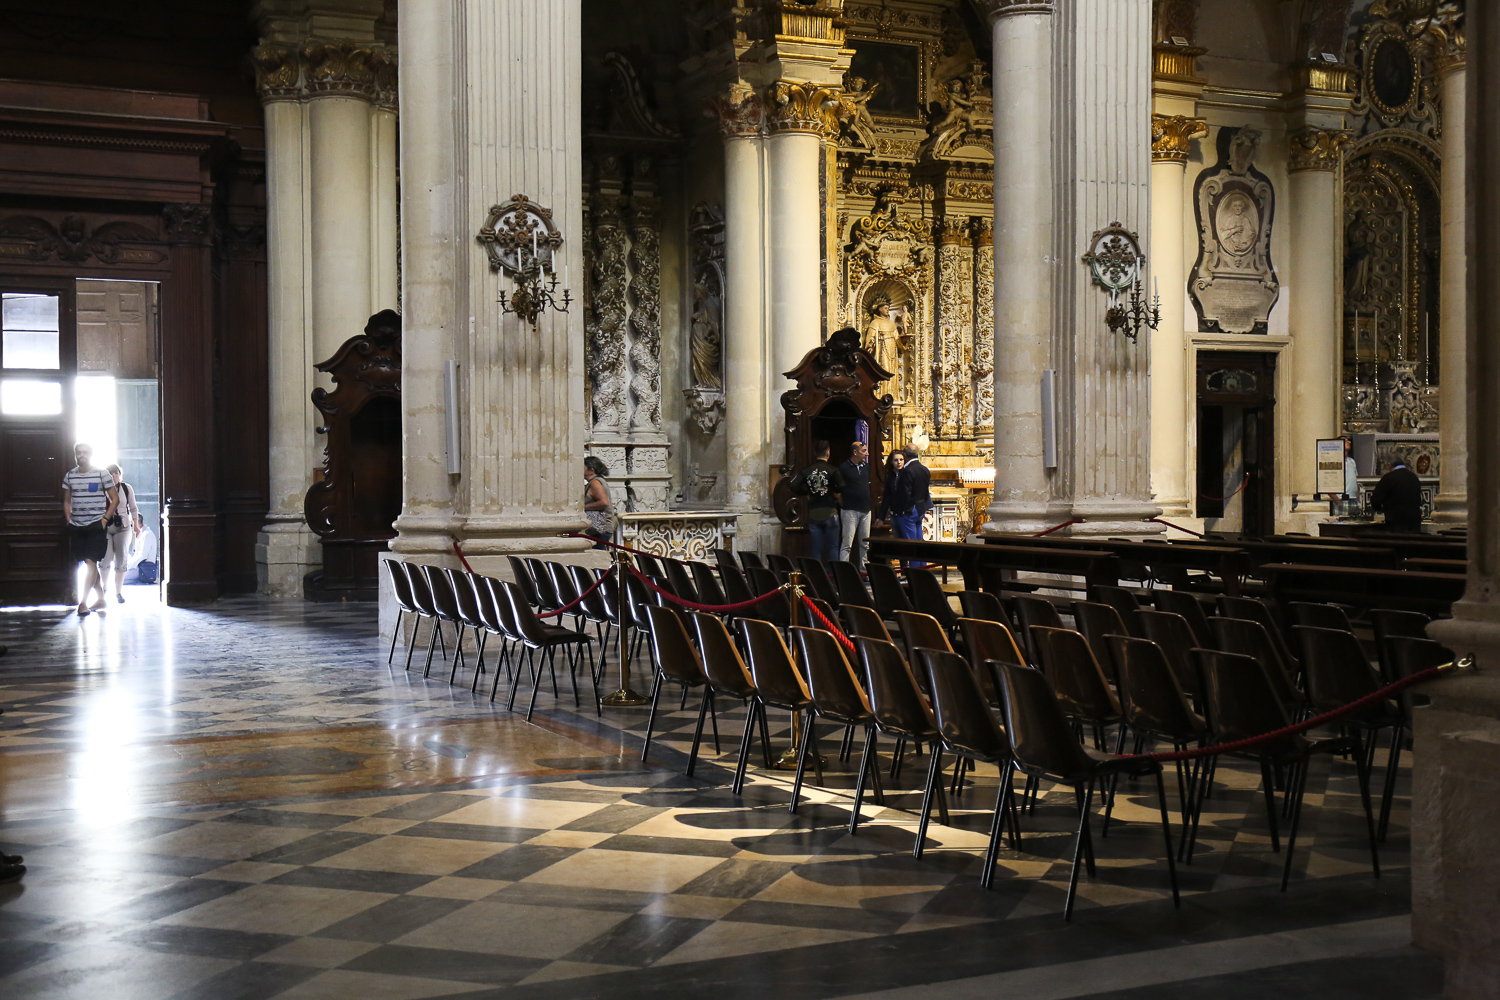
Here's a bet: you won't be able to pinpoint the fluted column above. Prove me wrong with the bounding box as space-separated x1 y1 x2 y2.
371 99 400 311
1419 5 1500 995
1286 128 1348 497
982 0 1054 533
1434 46 1467 522
390 0 588 578
716 90 769 533
307 86 373 363
1150 114 1206 518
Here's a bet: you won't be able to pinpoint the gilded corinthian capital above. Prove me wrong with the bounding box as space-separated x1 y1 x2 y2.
251 44 302 101
708 87 763 139
764 82 843 138
302 41 385 99
1287 126 1350 172
1151 114 1208 163
977 0 1054 21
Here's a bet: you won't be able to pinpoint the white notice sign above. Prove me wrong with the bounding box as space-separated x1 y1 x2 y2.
1316 438 1346 494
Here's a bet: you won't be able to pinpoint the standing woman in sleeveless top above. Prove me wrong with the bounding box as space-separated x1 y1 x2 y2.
582 457 615 548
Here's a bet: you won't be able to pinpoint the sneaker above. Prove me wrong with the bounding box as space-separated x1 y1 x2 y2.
0 853 20 865
116 594 125 604
0 863 24 884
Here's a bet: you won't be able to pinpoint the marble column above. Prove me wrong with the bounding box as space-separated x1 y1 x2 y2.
1433 45 1467 522
389 0 588 599
1149 115 1207 518
982 0 1054 534
371 99 400 311
764 84 832 407
1419 5 1500 995
1286 128 1348 497
715 90 769 536
307 80 373 363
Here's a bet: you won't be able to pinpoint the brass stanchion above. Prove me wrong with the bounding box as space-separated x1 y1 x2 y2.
776 572 805 769
600 546 647 707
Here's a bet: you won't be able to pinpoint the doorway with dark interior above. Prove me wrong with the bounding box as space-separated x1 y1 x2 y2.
1196 350 1276 538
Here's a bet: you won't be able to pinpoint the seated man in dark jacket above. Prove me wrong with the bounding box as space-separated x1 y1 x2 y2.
1370 461 1424 533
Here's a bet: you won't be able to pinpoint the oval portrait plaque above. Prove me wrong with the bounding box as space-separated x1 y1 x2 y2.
1370 37 1415 114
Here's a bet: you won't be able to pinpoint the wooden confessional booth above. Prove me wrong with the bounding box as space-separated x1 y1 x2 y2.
773 327 895 555
303 309 402 601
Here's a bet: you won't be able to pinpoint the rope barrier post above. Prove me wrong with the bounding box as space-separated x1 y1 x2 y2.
776 572 807 770
600 545 647 708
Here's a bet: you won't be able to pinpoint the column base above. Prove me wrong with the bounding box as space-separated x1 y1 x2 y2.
1432 491 1468 525
985 500 1164 538
256 519 321 598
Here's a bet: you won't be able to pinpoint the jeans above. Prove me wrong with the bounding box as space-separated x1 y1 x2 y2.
839 509 871 568
808 515 840 563
891 509 925 568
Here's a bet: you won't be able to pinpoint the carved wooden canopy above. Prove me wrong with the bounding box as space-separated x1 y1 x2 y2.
305 310 402 542
773 327 895 527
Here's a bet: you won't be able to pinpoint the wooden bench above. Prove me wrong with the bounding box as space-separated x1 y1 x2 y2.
868 537 1120 594
985 535 1250 596
1258 562 1466 617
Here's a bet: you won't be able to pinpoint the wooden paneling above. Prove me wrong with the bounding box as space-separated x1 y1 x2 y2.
76 279 158 378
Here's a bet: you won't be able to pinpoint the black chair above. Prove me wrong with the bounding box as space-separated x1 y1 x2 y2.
796 557 840 609
1188 649 1379 889
634 551 665 578
1289 602 1355 633
831 559 877 609
545 562 586 632
1381 636 1452 839
1088 585 1144 636
842 603 892 643
790 626 877 814
569 565 613 668
766 553 796 578
641 605 715 773
714 549 738 576
919 648 1019 882
1217 595 1299 675
894 611 952 690
746 566 793 628
1029 626 1123 748
907 568 959 637
851 636 946 838
506 555 542 609
1071 601 1130 684
868 562 917 620
468 573 513 693
403 562 446 671
738 550 765 573
422 565 466 678
996 661 1179 920
1210 617 1301 715
1135 609 1200 698
385 559 419 664
739 618 814 792
1013 595 1065 663
1107 635 1208 837
446 567 489 685
689 561 729 609
524 557 563 613
719 563 764 622
498 581 597 720
1152 590 1213 647
663 559 699 604
1369 609 1431 684
958 589 1013 629
689 611 769 792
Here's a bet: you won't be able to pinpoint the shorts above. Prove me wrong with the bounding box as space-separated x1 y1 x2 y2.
70 521 108 564
102 526 134 573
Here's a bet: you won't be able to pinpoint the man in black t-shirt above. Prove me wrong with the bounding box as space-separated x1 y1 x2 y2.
1371 461 1423 533
790 439 845 562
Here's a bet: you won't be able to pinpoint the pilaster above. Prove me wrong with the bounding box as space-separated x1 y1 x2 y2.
1433 17 1467 523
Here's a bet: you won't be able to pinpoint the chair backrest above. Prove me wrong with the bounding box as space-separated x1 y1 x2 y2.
569 565 610 623
795 557 840 608
738 550 765 572
1134 608 1200 695
746 566 791 626
1384 635 1452 726
1029 625 1121 722
484 576 522 640
471 574 504 633
766 553 796 577
547 562 582 612
405 562 438 616
1209 617 1298 709
715 549 737 574
424 564 461 619
634 551 664 578
894 610 953 681
1152 589 1212 647
853 636 937 739
501 579 554 645
958 617 1026 704
791 626 872 724
867 562 916 618
958 589 1010 627
624 573 655 630
597 568 623 625
524 557 561 609
737 618 812 710
1013 595 1066 661
506 555 541 608
644 604 706 685
687 611 757 698
1289 601 1354 633
807 596 838 627
842 602 892 642
386 559 416 613
995 661 1097 783
1292 625 1383 715
663 559 699 604
447 567 484 626
689 561 729 609
1192 648 1299 753
1088 585 1144 635
1217 594 1299 669
1107 635 1203 743
1369 609 1431 683
831 560 877 609
906 568 957 632
719 563 760 616
920 648 1008 762
1070 601 1130 683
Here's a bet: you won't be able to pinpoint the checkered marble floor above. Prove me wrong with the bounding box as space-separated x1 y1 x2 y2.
0 595 1439 999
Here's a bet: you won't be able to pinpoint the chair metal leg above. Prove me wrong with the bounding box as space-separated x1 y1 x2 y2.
789 713 817 814
1064 780 1096 921
423 619 441 677
732 699 760 795
404 615 424 671
1377 724 1404 842
758 702 774 768
1279 755 1311 891
913 747 944 858
686 687 711 778
848 727 878 835
1259 760 1281 853
388 610 404 663
525 647 553 721
839 723 855 762
641 671 665 762
1153 768 1181 908
1352 734 1382 880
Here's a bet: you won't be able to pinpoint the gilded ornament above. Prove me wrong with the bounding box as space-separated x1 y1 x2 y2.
1287 127 1350 172
302 41 382 98
707 87 763 138
1153 42 1207 81
1151 114 1208 164
251 44 301 100
765 81 844 138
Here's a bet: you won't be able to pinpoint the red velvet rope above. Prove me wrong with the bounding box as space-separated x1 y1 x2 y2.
1032 518 1085 538
537 565 614 618
452 539 476 575
1148 518 1205 538
1133 663 1456 763
798 592 857 656
627 565 790 613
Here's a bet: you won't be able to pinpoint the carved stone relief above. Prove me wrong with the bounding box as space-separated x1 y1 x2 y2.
971 219 995 431
588 176 630 432
683 201 725 435
935 219 974 439
1189 127 1278 334
627 177 662 433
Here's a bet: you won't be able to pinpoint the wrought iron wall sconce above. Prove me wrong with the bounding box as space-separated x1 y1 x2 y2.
477 194 572 325
1081 221 1159 342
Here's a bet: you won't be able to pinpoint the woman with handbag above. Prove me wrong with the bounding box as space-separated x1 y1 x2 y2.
102 463 144 603
582 456 617 549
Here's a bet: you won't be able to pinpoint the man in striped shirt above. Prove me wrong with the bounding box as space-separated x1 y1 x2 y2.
62 442 118 616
